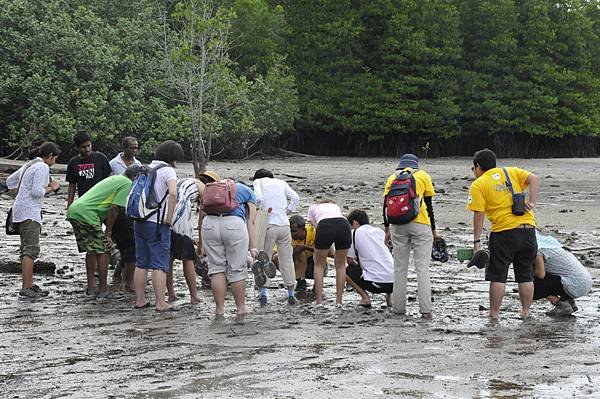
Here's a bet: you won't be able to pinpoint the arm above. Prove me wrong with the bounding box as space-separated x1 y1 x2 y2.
67 183 76 209
104 205 120 248
286 184 300 214
473 211 485 251
423 196 440 239
246 202 258 257
534 254 545 279
252 180 264 209
165 179 177 225
6 168 21 190
525 173 540 211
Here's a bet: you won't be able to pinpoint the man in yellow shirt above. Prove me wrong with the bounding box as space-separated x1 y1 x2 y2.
289 215 317 291
383 154 440 319
467 148 540 320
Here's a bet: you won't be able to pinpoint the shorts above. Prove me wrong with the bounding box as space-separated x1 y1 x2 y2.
315 217 351 250
134 221 171 272
112 212 136 263
19 220 41 260
486 227 537 283
201 215 248 283
69 219 108 254
346 263 393 294
171 232 196 261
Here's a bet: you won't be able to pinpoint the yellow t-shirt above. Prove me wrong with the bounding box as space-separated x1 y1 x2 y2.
291 223 316 257
383 169 435 225
467 167 536 232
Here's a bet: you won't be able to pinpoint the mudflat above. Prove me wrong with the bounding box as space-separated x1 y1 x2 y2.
1 156 598 398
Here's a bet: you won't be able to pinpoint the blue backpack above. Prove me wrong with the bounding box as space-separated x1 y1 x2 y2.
126 164 167 221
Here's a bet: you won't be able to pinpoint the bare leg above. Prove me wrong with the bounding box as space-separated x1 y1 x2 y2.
134 267 149 307
386 293 392 307
152 270 171 311
518 281 534 319
21 256 34 289
489 282 505 319
121 261 135 292
313 249 328 304
345 275 370 305
182 259 201 304
294 251 308 279
85 253 97 290
334 249 348 305
211 273 227 315
230 280 247 316
97 253 110 292
166 258 176 302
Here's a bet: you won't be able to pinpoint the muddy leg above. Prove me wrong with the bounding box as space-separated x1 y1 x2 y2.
166 258 176 302
334 249 348 305
518 281 534 319
182 259 201 304
489 282 505 319
121 261 135 292
230 279 247 316
211 272 227 315
313 249 328 305
97 253 110 292
345 275 370 305
85 253 97 290
294 251 307 279
134 267 149 307
21 255 34 289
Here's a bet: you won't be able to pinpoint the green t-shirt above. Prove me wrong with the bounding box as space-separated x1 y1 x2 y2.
67 175 132 225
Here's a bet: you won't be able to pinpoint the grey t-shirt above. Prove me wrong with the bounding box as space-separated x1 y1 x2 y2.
539 247 592 298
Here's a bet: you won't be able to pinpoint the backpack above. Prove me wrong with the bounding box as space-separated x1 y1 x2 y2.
201 179 238 215
125 164 168 221
384 170 420 225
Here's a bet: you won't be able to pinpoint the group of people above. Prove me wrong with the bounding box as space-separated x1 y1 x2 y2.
5 134 593 319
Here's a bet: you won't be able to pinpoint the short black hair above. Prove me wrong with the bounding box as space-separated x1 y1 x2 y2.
31 142 61 159
347 209 369 226
473 148 497 171
122 136 138 148
289 214 305 228
252 168 274 180
124 165 142 180
73 130 91 146
155 140 184 164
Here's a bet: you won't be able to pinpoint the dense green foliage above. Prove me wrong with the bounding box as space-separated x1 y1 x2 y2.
1 0 599 158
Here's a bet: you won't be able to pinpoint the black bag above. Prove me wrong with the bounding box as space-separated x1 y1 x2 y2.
5 208 19 235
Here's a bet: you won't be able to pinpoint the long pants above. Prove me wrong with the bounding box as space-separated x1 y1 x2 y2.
391 222 433 314
533 272 570 300
263 224 296 288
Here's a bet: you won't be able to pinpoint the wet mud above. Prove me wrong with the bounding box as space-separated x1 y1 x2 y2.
1 156 599 398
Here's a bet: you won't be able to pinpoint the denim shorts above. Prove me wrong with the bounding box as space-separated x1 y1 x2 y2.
134 221 171 272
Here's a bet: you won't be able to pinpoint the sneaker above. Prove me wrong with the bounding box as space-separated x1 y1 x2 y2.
258 251 277 279
96 291 125 301
287 295 297 305
296 278 307 292
252 260 267 288
567 298 578 312
546 301 574 317
31 285 49 296
19 287 44 299
258 294 268 306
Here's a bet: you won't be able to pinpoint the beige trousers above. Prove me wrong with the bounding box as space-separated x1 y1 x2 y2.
263 224 296 288
391 222 433 314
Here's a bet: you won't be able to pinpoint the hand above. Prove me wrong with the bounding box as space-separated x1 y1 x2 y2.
384 230 391 247
49 180 60 191
473 241 481 252
432 230 441 240
524 201 536 211
250 248 259 260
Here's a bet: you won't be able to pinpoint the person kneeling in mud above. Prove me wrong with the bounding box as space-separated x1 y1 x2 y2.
534 231 592 316
346 209 394 308
166 177 207 304
68 166 141 299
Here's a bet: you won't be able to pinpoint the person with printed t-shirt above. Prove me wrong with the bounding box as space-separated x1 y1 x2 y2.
67 166 140 299
200 181 258 318
133 140 183 312
467 148 540 320
383 154 440 319
66 130 111 208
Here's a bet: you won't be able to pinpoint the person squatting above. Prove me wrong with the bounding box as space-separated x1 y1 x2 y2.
5 137 593 319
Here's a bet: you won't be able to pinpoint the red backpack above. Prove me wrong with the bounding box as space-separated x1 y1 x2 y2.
384 170 420 224
201 179 239 215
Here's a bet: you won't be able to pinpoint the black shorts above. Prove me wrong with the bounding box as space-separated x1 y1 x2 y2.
315 217 352 250
170 232 196 261
346 263 393 294
533 272 569 300
112 211 136 262
486 227 537 283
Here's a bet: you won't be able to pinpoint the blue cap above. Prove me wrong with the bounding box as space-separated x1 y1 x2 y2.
396 154 419 169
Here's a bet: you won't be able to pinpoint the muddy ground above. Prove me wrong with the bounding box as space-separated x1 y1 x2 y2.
1 156 599 398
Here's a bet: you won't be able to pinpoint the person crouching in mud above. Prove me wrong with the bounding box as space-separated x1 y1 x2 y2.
534 231 592 316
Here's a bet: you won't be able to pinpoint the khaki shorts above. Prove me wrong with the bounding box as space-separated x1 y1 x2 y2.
69 219 108 254
201 215 249 283
19 220 41 260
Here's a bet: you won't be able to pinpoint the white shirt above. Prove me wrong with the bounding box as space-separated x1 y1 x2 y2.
6 158 49 224
253 177 299 226
147 160 177 224
172 178 200 238
347 224 394 283
109 153 141 175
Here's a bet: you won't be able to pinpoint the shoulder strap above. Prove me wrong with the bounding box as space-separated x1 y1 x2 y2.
17 159 43 193
352 228 359 264
502 167 516 196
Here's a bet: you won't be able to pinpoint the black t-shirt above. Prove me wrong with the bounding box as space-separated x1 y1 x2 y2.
66 152 112 197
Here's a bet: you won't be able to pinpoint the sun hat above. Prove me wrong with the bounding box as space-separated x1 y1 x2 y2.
198 170 221 182
396 153 419 169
